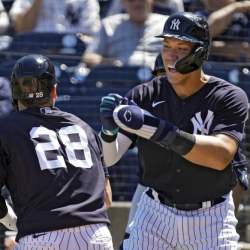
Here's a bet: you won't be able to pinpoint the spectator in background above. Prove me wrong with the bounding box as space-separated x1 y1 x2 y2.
9 0 100 36
82 0 167 69
107 0 184 16
0 1 10 34
198 0 250 61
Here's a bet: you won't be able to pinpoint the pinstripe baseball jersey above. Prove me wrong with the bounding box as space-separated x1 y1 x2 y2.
0 107 109 241
121 75 248 204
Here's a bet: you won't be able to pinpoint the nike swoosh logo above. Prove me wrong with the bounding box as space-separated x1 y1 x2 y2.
33 233 47 238
152 101 165 108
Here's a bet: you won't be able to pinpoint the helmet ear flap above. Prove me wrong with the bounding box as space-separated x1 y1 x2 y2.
175 46 204 74
50 84 57 100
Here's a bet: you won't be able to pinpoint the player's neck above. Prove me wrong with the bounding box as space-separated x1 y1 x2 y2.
172 71 209 99
17 101 27 111
17 99 54 111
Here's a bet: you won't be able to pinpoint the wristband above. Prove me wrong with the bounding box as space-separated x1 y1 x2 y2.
100 128 118 143
153 128 196 155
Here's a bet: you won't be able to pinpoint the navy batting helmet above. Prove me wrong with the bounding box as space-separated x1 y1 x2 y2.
156 12 210 74
152 54 165 76
11 54 56 104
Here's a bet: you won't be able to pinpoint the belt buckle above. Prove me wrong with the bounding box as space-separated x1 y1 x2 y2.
202 201 212 209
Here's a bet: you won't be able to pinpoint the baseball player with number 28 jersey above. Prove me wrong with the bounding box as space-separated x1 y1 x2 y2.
100 12 249 249
0 54 113 250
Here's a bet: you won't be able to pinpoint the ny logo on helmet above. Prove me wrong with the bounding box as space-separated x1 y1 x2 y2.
170 19 181 30
191 110 214 135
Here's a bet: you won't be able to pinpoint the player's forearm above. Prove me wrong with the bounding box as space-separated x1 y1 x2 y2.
100 132 132 166
183 134 238 170
13 0 43 32
101 139 120 166
83 52 122 67
208 2 241 38
82 52 103 67
113 105 238 170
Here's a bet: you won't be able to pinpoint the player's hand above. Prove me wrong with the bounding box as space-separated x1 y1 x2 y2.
120 97 137 106
100 93 124 135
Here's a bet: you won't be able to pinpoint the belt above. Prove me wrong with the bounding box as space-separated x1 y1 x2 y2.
146 188 226 211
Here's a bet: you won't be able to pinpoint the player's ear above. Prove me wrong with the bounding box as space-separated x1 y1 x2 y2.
50 84 57 101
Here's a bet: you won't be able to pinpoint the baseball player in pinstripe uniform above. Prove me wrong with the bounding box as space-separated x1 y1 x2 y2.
99 12 249 249
0 54 113 250
122 54 249 247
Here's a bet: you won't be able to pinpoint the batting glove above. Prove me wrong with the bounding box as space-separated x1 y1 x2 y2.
100 93 124 135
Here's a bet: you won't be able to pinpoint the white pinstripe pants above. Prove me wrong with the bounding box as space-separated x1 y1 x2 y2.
14 223 113 250
123 190 239 250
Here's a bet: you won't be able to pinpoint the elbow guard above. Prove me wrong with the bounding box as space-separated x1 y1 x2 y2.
113 105 195 155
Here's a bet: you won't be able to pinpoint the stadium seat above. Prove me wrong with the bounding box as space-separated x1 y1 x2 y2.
204 61 250 100
239 66 250 98
57 65 153 127
203 61 240 83
4 32 86 56
82 65 152 94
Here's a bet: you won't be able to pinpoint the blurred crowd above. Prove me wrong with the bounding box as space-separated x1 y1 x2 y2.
0 0 249 68
1 0 175 68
